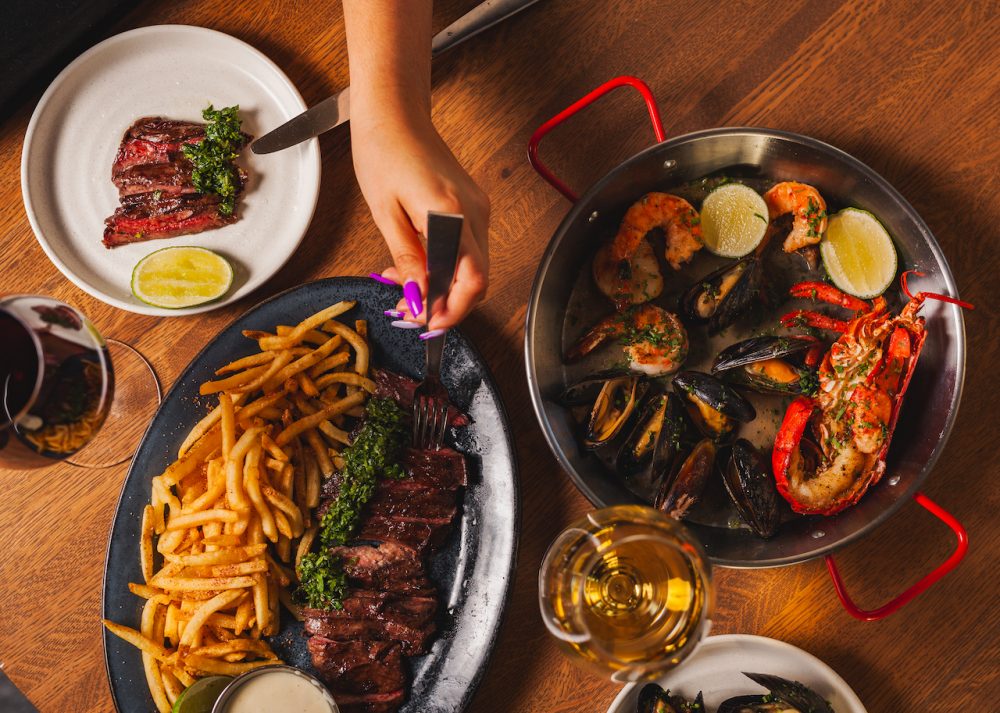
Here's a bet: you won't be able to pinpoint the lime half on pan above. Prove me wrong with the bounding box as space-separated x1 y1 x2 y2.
820 208 898 299
699 183 769 257
132 246 234 309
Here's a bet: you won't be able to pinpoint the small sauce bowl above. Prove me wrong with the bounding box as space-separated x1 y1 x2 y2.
211 664 339 713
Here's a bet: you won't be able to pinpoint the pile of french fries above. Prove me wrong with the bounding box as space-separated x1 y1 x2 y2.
104 301 378 712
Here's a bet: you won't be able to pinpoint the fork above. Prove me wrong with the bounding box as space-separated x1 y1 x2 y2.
412 212 464 450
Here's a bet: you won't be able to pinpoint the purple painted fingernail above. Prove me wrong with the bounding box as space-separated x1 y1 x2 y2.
369 273 398 285
384 309 405 319
403 280 423 317
391 320 421 329
418 329 447 341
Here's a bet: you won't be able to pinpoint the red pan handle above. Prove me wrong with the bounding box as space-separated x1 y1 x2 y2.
824 492 968 621
528 76 666 201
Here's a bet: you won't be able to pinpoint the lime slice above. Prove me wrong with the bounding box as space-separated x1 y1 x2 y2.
132 246 234 309
699 183 770 257
820 208 898 298
171 676 233 713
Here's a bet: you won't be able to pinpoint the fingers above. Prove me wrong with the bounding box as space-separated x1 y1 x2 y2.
427 225 489 331
373 201 428 319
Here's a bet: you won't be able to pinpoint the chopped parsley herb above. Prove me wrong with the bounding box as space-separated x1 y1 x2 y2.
296 397 408 610
182 104 244 216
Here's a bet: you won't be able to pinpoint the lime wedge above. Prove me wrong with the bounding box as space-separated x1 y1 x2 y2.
699 183 769 257
172 676 233 713
820 208 898 298
131 246 234 309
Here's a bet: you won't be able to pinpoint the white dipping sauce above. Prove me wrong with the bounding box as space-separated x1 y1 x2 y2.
223 669 337 713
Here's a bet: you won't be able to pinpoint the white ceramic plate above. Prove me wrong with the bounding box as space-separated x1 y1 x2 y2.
21 25 321 316
607 634 867 712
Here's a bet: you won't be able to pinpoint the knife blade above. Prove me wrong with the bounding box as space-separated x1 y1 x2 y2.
251 0 542 154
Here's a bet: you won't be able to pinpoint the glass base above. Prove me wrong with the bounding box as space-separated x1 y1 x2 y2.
67 339 161 469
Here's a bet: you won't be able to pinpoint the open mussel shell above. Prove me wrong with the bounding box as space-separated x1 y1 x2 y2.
719 673 834 713
636 684 703 713
655 438 716 520
584 375 647 449
724 439 781 538
673 370 756 442
616 391 693 480
681 255 761 332
712 336 820 395
558 369 631 406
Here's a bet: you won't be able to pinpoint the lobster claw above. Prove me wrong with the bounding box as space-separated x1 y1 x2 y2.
772 396 817 510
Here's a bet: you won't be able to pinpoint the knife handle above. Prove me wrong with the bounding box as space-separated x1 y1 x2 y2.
432 0 542 56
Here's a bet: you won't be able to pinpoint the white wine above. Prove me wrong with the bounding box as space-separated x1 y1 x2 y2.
540 506 711 682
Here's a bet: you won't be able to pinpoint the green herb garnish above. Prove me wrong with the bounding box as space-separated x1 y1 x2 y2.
296 397 408 610
182 104 244 216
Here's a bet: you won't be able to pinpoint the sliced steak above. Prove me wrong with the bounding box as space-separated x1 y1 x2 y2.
307 636 405 695
400 448 468 489
304 616 434 656
330 689 406 713
356 516 452 553
373 369 469 427
113 161 198 197
332 542 427 590
102 193 235 248
368 482 458 521
124 116 206 144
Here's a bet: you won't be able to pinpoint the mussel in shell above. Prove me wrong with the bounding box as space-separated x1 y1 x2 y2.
673 371 756 442
583 374 647 449
559 369 629 406
712 336 820 395
717 673 833 713
616 391 694 480
681 256 761 332
636 683 704 713
724 440 782 538
655 438 716 520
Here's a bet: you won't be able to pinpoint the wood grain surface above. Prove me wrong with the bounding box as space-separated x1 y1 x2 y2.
1 1 998 711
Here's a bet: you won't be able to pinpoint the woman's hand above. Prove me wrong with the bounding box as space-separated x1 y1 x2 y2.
343 0 489 333
350 106 490 332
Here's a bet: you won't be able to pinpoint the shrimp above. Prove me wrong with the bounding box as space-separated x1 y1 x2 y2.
592 238 664 310
592 192 703 310
764 181 828 253
565 304 689 377
612 192 703 269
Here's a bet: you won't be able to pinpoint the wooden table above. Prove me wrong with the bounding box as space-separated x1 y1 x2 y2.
2 1 998 710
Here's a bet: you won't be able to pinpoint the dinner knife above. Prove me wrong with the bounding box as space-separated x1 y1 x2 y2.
251 0 543 154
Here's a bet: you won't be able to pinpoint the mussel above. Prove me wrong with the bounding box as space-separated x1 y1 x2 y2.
724 440 782 538
718 673 833 713
616 391 694 479
681 256 761 332
573 374 647 449
559 369 629 406
637 683 704 713
712 336 820 395
655 438 716 520
672 371 756 442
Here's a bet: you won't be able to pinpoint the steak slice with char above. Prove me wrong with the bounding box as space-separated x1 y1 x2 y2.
400 448 468 490
332 541 428 591
307 636 405 695
356 516 452 553
367 482 458 521
124 117 206 144
304 615 435 656
103 193 236 248
113 161 199 197
329 690 406 713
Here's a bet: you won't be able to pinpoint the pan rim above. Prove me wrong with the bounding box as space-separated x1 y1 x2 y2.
524 126 966 567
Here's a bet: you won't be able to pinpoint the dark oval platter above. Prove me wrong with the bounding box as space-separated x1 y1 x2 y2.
102 277 520 713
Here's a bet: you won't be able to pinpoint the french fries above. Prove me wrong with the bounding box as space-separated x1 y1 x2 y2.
104 302 375 712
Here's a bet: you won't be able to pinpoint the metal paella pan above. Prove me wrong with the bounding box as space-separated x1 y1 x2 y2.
524 77 968 612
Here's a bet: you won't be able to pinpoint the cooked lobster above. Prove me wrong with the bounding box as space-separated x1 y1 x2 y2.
771 273 972 515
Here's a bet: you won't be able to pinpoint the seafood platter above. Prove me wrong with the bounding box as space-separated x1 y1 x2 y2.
525 77 969 595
